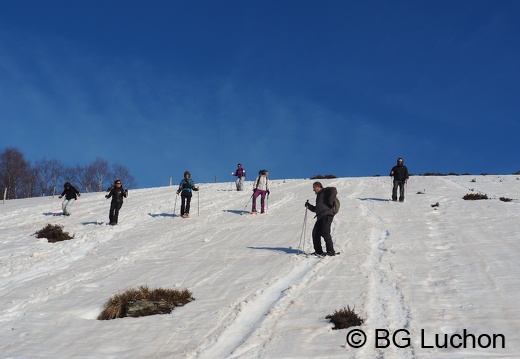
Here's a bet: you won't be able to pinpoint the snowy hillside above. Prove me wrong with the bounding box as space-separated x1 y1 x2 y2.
1 176 519 358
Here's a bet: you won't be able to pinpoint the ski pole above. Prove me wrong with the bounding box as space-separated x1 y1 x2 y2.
242 193 253 214
298 202 309 254
74 197 79 217
54 197 61 216
197 190 200 216
97 198 108 224
173 193 178 217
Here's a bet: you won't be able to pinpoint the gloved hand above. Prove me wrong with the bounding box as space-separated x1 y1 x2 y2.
176 190 180 195
105 195 109 199
231 172 234 175
58 195 62 199
77 193 81 197
267 190 270 195
305 200 309 208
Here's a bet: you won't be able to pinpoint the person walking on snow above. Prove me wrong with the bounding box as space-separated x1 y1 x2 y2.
105 179 128 225
305 181 337 256
59 182 80 216
390 157 409 202
232 163 246 191
251 169 269 214
176 171 199 218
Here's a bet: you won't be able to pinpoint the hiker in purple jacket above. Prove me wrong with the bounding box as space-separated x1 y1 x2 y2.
232 163 246 191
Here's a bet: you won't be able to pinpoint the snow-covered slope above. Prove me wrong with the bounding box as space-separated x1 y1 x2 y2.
1 176 519 358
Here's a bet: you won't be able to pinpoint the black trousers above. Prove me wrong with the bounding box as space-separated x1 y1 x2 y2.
392 180 406 201
109 202 123 224
312 215 334 254
181 192 192 215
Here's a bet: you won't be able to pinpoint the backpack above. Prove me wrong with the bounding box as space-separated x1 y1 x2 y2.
327 187 340 215
333 196 340 215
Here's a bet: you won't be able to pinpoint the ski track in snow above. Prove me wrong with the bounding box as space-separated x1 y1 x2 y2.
346 178 413 358
186 255 323 359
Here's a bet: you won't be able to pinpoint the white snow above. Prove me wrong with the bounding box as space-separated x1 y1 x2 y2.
1 176 519 358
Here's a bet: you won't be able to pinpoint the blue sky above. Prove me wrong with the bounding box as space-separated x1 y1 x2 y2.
1 1 519 188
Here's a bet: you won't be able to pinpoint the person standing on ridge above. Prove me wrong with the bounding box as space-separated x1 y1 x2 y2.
105 179 128 225
390 157 409 202
176 171 199 218
305 181 337 256
232 163 246 191
59 182 80 216
251 169 269 214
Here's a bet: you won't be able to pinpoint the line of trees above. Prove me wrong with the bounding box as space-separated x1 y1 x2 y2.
0 147 136 200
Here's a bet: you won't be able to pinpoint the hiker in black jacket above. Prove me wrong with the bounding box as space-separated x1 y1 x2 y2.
390 157 409 202
105 179 128 225
305 181 337 256
59 182 80 216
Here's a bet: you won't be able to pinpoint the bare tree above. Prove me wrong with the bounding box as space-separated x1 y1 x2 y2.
87 157 111 192
64 165 87 193
112 163 137 189
48 159 64 196
34 158 64 196
23 164 38 198
0 147 30 199
0 147 137 198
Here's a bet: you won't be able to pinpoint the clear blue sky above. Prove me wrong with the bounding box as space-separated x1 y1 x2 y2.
2 1 519 188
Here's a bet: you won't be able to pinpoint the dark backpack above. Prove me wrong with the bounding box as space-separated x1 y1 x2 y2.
333 196 340 215
327 187 340 215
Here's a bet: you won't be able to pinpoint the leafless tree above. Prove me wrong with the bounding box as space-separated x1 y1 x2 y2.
87 157 111 192
0 147 30 199
1 147 137 198
34 158 64 196
63 165 87 193
112 163 137 189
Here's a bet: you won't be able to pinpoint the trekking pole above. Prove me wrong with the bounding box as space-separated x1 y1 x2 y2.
298 202 309 254
173 194 178 217
390 176 394 201
241 193 253 215
74 197 79 217
54 197 61 216
197 190 200 216
97 198 108 224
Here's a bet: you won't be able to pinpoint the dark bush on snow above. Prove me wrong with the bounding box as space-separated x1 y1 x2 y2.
463 193 488 200
34 224 74 243
310 174 337 179
98 286 194 320
326 305 364 330
499 197 513 202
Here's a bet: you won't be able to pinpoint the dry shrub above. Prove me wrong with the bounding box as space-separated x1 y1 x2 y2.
325 305 364 330
499 197 513 202
34 224 74 243
310 174 337 179
463 193 488 200
97 286 194 320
